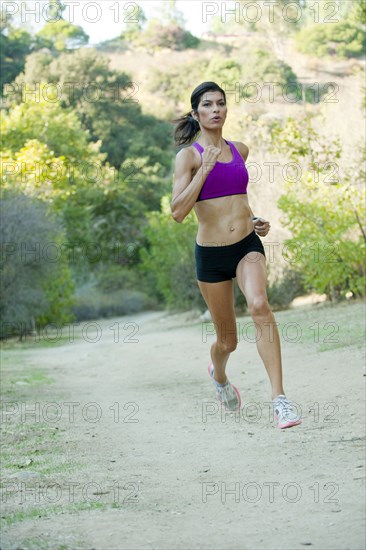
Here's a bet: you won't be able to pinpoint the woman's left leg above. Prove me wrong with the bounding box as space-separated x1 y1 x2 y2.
235 252 285 400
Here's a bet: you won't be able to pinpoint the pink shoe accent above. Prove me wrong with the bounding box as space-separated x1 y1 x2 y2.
274 413 302 429
207 363 213 377
207 362 241 411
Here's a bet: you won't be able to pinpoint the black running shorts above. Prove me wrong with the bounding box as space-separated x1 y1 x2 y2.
194 230 266 283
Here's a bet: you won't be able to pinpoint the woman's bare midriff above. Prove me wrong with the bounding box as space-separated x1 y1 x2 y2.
194 194 254 246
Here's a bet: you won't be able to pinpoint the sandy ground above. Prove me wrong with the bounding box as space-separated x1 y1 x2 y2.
1 301 365 550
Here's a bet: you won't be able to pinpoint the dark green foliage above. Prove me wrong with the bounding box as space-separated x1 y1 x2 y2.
35 19 89 52
139 199 206 311
13 47 173 171
271 115 365 301
148 47 303 106
295 20 366 59
0 192 74 338
267 267 307 310
205 57 242 89
148 57 209 104
0 22 32 92
241 48 299 100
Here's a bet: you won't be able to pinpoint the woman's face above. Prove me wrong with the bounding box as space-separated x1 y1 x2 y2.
192 91 227 129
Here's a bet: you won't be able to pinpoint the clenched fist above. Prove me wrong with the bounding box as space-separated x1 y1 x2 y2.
201 145 222 173
253 217 271 237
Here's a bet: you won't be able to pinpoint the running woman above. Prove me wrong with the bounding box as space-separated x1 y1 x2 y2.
170 82 301 429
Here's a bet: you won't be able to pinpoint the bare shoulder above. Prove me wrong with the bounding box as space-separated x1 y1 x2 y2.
175 143 200 171
232 141 249 162
176 144 197 162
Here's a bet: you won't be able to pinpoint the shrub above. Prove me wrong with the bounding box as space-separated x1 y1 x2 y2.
242 48 299 100
267 267 307 310
139 196 205 310
0 192 74 338
295 21 366 59
137 21 199 51
148 58 209 104
205 56 242 89
72 287 156 321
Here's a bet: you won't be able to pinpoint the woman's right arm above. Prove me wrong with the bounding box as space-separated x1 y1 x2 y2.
170 146 220 223
170 148 206 223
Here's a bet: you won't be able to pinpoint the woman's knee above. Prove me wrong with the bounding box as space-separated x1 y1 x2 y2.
248 295 271 317
214 337 238 354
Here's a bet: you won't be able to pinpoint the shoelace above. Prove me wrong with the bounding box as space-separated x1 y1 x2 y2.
274 397 293 418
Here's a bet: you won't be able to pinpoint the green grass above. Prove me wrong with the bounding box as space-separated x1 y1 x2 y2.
1 352 56 400
1 378 87 530
1 501 108 527
0 332 80 351
1 457 83 476
1 424 82 478
1 422 65 474
34 461 84 476
14 370 54 386
11 540 74 550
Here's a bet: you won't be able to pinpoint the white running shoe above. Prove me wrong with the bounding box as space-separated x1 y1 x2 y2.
208 363 241 412
273 394 302 429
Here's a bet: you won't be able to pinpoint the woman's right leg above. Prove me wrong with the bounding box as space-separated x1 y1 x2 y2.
197 279 237 384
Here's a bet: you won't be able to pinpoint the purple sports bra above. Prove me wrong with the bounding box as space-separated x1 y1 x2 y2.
192 140 249 202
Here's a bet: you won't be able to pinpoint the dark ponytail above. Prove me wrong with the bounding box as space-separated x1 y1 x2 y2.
172 112 200 146
172 81 227 147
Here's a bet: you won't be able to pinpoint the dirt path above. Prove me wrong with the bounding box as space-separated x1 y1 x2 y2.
1 302 365 550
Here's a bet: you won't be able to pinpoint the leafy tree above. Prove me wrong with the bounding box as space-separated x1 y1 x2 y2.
1 91 171 286
36 19 89 52
11 48 54 87
241 47 299 100
0 192 74 338
137 20 199 51
205 57 242 89
149 47 301 106
154 0 186 27
278 180 365 300
270 113 342 168
312 0 366 26
270 114 365 301
0 14 32 91
12 48 173 171
295 20 366 59
116 0 199 52
0 93 100 161
34 1 89 53
44 0 66 18
0 96 111 267
347 0 366 25
148 57 209 105
121 3 147 43
120 0 198 50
